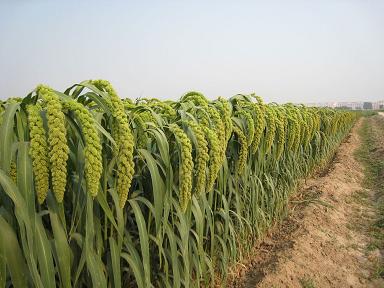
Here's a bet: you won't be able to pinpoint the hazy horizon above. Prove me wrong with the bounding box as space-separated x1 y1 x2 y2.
1 0 383 103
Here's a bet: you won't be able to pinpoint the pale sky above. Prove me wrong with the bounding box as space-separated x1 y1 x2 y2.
0 0 383 103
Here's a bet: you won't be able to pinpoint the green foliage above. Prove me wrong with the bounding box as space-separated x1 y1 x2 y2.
0 80 357 287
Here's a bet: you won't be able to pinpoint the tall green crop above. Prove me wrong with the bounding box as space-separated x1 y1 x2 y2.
0 80 357 287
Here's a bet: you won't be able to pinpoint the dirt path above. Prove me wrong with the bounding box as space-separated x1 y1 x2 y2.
233 118 384 288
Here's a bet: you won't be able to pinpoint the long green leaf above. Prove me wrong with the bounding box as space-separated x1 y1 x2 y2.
0 215 28 288
128 199 151 287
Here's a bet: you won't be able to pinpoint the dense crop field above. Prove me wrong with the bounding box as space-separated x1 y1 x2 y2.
0 80 356 287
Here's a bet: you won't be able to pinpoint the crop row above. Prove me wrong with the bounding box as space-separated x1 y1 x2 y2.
0 80 356 287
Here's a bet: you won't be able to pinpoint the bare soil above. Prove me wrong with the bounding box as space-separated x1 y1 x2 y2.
231 118 384 288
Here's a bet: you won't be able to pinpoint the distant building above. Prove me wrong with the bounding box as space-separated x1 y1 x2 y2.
351 102 363 110
304 100 382 110
363 102 373 110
